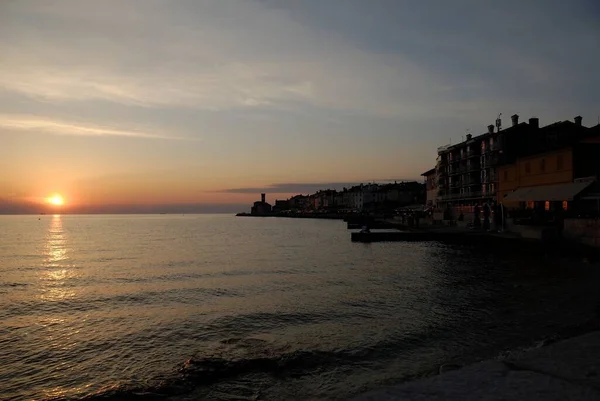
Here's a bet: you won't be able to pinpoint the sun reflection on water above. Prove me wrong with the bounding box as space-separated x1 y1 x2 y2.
41 215 76 301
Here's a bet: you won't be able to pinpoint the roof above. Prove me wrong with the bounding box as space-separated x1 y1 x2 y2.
421 168 436 176
503 180 594 202
437 121 531 154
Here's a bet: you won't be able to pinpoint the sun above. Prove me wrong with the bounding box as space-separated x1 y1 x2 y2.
47 194 65 206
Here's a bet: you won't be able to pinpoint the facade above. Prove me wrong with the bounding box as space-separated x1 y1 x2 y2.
334 192 345 210
288 194 309 211
498 149 573 208
272 199 290 213
436 114 532 208
421 168 437 207
316 190 337 210
498 117 600 211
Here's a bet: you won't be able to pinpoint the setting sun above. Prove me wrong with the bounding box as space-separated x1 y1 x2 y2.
47 194 65 206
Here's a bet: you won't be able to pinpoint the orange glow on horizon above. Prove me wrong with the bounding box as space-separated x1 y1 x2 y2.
46 194 65 206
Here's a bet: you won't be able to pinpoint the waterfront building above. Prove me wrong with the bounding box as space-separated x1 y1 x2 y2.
498 117 600 213
288 194 309 211
436 114 532 209
250 193 272 215
272 199 290 213
421 168 437 207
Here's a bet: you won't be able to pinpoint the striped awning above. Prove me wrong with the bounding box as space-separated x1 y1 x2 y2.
503 180 594 202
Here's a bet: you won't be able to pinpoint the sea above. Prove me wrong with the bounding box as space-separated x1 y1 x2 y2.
1 214 600 401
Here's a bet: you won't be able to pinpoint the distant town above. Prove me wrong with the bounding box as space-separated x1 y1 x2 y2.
239 181 426 217
238 114 600 248
241 114 600 219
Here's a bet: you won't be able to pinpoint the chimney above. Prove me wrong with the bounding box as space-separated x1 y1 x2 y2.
487 125 494 134
529 117 539 129
466 134 472 140
574 115 582 126
261 193 266 203
511 114 519 126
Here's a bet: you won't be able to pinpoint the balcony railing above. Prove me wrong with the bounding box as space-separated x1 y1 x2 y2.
438 190 497 201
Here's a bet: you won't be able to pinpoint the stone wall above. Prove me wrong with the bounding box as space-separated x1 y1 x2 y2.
564 218 600 248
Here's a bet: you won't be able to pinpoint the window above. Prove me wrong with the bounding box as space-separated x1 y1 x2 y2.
540 158 546 172
562 201 568 211
525 162 531 174
503 170 508 181
545 201 550 211
527 201 534 209
557 154 564 170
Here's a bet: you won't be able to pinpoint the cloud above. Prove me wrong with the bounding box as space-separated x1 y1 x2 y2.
0 114 188 140
0 0 466 119
220 180 418 194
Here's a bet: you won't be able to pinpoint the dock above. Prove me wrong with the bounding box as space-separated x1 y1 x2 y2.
347 221 399 230
351 231 461 243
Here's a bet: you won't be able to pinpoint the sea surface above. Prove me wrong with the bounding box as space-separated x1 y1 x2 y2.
1 214 600 401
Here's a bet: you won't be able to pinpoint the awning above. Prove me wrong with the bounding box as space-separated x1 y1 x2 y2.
503 180 594 202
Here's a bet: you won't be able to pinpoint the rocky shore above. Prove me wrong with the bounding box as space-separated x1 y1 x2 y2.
351 328 600 401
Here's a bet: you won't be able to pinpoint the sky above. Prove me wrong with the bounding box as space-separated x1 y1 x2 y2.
1 0 599 213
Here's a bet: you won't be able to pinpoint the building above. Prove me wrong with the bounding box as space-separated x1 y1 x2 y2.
250 193 272 215
421 168 437 207
342 182 425 211
272 199 290 213
436 114 533 208
288 194 309 211
334 191 345 210
498 117 600 212
348 184 378 211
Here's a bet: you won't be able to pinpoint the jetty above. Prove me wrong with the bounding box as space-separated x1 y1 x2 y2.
351 230 459 243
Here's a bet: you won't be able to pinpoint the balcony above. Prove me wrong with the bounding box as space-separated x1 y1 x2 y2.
483 144 502 154
439 191 485 201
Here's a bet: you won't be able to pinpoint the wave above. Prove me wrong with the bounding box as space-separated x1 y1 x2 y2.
43 323 450 401
44 348 354 401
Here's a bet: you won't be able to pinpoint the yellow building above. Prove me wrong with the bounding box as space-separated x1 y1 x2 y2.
498 148 573 208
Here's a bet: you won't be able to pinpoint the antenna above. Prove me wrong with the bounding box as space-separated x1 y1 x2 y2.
495 113 502 132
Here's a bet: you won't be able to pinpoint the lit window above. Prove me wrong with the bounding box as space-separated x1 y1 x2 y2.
562 201 568 211
527 201 534 209
545 201 550 211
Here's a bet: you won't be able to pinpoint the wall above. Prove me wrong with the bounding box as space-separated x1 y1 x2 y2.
564 218 600 248
497 148 573 206
497 164 518 205
517 148 573 187
426 189 437 206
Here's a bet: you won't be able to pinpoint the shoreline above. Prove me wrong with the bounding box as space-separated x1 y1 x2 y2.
350 321 600 400
236 212 600 260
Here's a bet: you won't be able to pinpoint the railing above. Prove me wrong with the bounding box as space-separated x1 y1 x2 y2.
438 190 498 201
